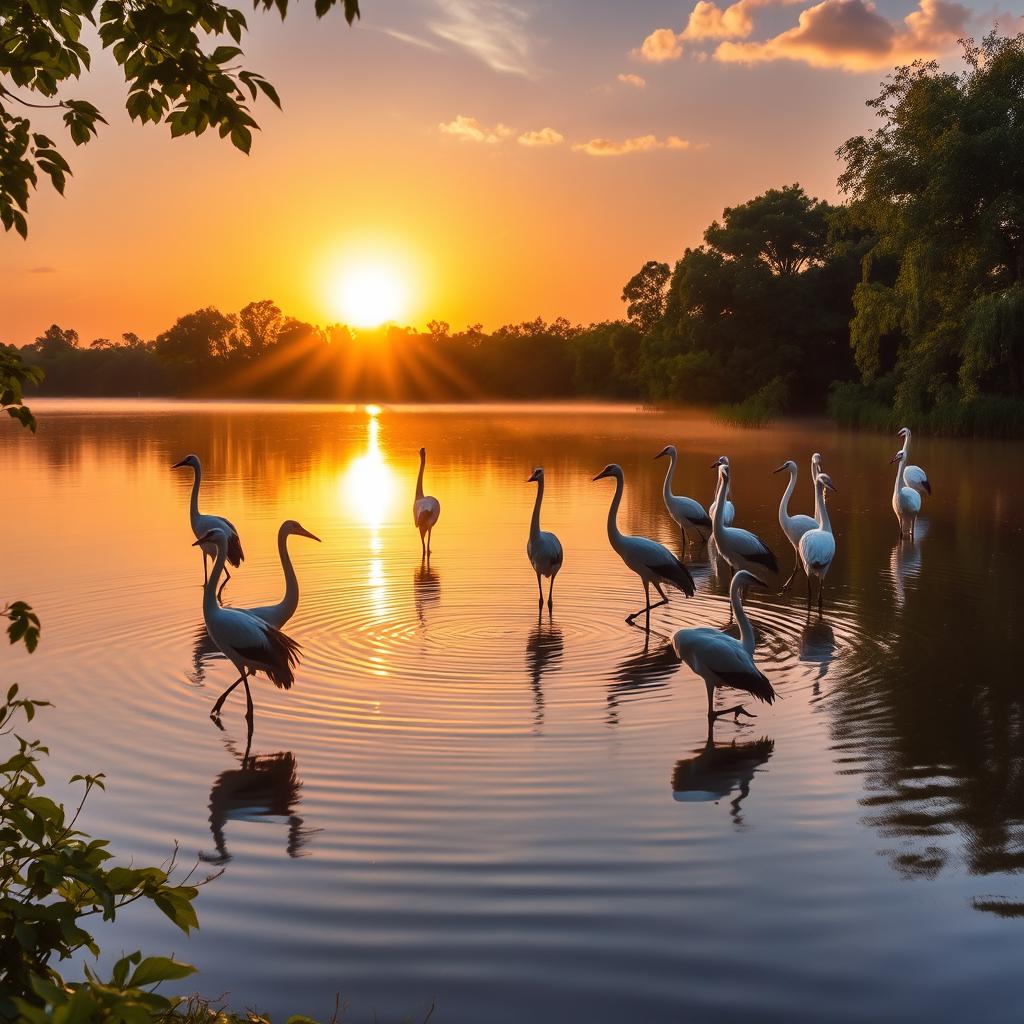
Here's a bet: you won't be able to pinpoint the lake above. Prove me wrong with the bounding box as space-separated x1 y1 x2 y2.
3 400 1022 1022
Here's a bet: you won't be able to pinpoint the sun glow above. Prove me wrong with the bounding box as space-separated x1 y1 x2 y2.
331 262 409 327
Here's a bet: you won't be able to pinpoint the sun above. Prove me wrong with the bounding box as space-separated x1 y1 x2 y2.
332 263 408 327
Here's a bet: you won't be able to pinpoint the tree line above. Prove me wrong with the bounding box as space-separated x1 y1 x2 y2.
7 32 1024 434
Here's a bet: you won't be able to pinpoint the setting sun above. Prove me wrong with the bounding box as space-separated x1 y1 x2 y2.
332 263 409 327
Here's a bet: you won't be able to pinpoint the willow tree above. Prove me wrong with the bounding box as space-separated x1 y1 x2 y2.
838 32 1024 413
0 0 361 237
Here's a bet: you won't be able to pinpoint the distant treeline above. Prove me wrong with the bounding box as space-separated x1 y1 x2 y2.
8 33 1024 435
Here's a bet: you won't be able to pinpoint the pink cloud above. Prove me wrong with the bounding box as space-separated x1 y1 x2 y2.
573 134 693 157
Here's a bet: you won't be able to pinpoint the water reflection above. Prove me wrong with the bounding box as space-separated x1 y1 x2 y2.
413 558 440 626
672 726 775 827
889 538 922 611
525 611 564 726
606 630 677 726
341 407 398 530
200 737 315 865
189 624 222 684
799 617 836 687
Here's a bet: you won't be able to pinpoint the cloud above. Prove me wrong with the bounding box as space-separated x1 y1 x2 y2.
573 134 692 157
616 72 647 87
27 266 57 274
633 27 684 62
714 0 970 70
429 1 533 75
517 127 564 147
439 115 514 143
379 27 444 52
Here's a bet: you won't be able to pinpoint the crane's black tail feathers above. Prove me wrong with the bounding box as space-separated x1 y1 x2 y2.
747 545 779 577
228 532 245 568
718 669 776 705
653 558 696 598
239 627 301 690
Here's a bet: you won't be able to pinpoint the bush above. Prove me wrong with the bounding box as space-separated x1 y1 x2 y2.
715 375 789 427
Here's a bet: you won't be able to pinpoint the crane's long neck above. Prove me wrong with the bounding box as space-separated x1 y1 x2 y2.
415 454 425 501
813 468 822 525
278 529 298 618
900 431 911 460
778 467 797 526
817 482 833 535
893 460 906 498
662 451 677 502
203 541 227 617
732 582 756 656
606 473 624 544
530 478 544 539
712 469 728 539
189 464 202 523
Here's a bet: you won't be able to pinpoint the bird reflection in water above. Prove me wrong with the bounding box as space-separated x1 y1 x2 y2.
188 624 222 685
413 556 440 627
889 518 927 611
199 732 316 866
525 609 564 727
799 617 836 692
672 724 775 827
607 629 678 726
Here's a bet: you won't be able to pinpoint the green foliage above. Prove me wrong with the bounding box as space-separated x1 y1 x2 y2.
4 601 40 652
621 261 669 335
1 0 362 235
716 375 789 427
0 683 204 1020
838 31 1024 422
1 343 44 432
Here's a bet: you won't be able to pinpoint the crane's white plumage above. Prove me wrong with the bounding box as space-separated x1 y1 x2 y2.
173 454 244 598
655 444 712 543
526 467 563 608
798 472 838 612
242 520 321 629
672 570 776 721
197 527 301 724
414 446 441 556
891 450 922 541
594 463 695 623
710 459 778 583
773 459 818 590
897 427 931 497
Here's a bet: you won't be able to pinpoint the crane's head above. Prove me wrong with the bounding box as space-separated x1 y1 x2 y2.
418 446 426 459
527 467 544 483
731 569 767 596
193 527 227 549
709 455 730 470
654 444 676 461
816 473 838 493
282 520 321 543
172 454 200 471
890 450 906 465
812 452 823 471
772 459 797 475
592 463 622 482
897 426 910 439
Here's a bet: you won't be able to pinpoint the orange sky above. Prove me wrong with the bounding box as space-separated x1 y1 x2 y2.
0 0 1001 345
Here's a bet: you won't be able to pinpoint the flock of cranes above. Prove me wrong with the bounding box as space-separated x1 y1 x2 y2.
172 427 931 730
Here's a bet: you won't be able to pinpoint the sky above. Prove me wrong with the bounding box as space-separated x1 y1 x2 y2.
0 0 1013 345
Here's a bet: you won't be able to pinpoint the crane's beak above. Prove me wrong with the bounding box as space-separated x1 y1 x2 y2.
192 532 215 547
823 478 838 493
172 458 189 469
889 452 902 464
593 469 610 481
654 446 670 460
772 463 788 474
297 526 321 542
527 470 541 483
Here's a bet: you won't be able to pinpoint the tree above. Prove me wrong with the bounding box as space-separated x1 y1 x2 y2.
621 260 670 335
704 184 832 277
838 32 1024 412
154 306 233 370
29 324 79 357
1 0 362 237
234 298 283 355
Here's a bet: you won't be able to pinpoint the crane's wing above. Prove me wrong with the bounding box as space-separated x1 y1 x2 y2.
676 630 775 705
628 536 695 596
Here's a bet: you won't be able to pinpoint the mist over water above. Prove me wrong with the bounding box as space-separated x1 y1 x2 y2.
4 400 1022 1022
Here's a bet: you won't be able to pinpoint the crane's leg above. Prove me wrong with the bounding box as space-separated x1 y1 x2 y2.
202 552 209 586
648 580 669 614
217 566 231 602
626 580 651 624
536 572 544 608
547 575 555 610
807 573 813 612
818 576 825 614
242 673 254 726
782 557 801 592
211 671 246 718
427 527 432 556
706 680 715 721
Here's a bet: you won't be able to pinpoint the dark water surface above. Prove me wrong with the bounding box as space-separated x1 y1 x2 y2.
4 400 1023 1022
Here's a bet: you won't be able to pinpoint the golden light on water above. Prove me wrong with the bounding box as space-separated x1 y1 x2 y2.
341 408 398 530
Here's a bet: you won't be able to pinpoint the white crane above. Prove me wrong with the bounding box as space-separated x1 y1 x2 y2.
593 463 695 624
810 453 824 522
195 527 301 725
896 427 932 496
172 454 244 600
242 520 321 629
654 444 712 543
891 449 922 541
526 467 563 608
672 570 776 722
708 455 736 528
772 459 818 590
414 447 441 557
798 473 838 613
709 459 778 584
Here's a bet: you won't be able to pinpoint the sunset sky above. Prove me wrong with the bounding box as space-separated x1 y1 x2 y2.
0 0 1010 345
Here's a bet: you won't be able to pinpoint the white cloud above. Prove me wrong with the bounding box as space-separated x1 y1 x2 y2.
429 1 534 75
573 134 693 157
439 115 514 143
517 127 564 147
616 72 647 87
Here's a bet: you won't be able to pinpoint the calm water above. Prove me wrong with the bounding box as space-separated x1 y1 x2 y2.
4 401 1023 1022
